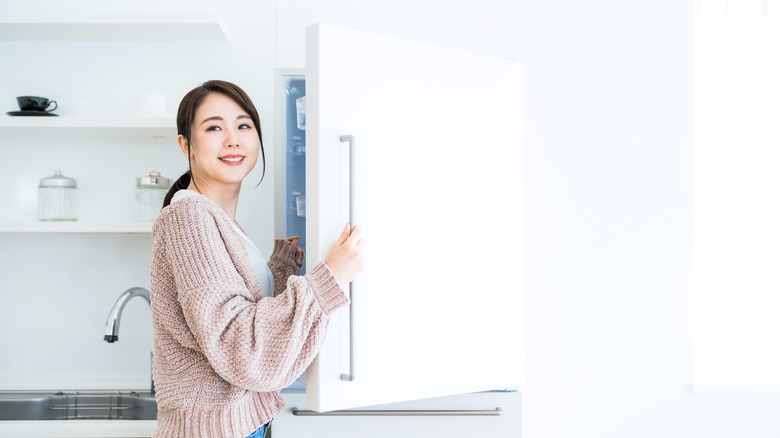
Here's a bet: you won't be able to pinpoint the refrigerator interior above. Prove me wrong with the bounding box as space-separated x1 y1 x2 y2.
283 75 307 274
278 72 308 391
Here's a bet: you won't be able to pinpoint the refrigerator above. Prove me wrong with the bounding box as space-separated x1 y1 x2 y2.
274 23 524 413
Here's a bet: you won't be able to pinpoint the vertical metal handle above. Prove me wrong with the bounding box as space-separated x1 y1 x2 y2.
340 135 356 228
339 134 356 382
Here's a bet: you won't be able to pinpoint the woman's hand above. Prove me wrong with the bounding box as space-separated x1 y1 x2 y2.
325 223 365 285
285 236 305 265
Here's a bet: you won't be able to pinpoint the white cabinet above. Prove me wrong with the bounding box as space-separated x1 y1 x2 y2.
278 23 525 416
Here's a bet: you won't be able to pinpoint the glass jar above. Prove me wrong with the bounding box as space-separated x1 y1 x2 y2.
135 171 171 221
38 170 78 221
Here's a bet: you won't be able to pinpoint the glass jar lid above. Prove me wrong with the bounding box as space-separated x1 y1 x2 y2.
39 170 77 188
136 171 171 189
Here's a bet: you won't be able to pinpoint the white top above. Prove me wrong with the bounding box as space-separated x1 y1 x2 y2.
171 190 274 298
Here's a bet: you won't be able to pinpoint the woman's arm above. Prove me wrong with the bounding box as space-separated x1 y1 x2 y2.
161 200 349 392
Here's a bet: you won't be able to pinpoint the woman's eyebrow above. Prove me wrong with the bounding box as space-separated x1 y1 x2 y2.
199 115 251 126
199 116 222 126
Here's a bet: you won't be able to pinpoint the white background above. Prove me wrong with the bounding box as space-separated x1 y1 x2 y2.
1 0 779 437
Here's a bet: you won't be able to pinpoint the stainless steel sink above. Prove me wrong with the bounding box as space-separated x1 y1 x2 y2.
0 391 157 420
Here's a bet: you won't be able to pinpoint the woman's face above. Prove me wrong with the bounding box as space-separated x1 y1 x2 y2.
180 92 260 191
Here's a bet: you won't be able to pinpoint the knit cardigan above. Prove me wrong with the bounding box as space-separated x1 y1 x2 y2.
149 195 349 438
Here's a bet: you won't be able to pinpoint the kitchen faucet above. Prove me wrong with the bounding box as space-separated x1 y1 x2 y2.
103 287 154 394
104 287 150 343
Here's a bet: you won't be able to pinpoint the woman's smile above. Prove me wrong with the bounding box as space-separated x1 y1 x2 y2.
219 154 246 165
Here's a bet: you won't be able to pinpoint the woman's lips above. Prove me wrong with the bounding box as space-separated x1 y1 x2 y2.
218 155 245 165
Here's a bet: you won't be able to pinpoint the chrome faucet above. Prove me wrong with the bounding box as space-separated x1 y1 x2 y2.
103 287 154 394
103 287 150 343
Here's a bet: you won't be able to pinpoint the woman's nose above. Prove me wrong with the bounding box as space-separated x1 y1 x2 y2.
225 129 239 148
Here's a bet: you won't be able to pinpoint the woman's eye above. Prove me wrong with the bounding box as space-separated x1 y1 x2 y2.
206 125 222 132
239 123 252 129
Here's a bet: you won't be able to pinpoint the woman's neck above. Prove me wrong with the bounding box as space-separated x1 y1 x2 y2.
186 181 241 221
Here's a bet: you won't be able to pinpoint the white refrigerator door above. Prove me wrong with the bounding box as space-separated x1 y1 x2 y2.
305 23 524 413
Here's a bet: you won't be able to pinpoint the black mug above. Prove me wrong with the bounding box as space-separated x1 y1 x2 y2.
17 96 58 112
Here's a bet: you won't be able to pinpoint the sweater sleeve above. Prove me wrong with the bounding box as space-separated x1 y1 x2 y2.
268 238 302 297
162 201 349 392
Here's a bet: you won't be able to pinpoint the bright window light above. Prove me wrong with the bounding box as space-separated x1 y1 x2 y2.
694 0 780 387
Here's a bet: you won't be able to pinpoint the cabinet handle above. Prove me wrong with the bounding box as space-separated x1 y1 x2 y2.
339 134 356 382
291 407 503 417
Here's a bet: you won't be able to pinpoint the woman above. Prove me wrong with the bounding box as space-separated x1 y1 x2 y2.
150 80 364 438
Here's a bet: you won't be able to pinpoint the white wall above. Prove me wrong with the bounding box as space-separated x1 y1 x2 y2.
3 0 780 436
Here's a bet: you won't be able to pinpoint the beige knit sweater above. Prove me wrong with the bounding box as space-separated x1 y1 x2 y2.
150 195 349 438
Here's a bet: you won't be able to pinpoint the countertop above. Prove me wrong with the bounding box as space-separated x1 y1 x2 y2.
0 420 158 438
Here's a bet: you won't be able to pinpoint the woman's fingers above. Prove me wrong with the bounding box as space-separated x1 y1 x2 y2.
346 224 362 244
325 223 365 285
335 222 351 246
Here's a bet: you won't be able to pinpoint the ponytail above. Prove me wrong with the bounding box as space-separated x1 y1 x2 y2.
162 170 192 209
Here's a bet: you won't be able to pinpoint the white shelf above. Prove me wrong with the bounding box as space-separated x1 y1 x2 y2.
0 13 227 41
0 116 176 137
690 385 780 395
0 221 153 233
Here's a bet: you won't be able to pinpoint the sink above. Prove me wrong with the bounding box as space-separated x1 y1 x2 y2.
0 391 157 420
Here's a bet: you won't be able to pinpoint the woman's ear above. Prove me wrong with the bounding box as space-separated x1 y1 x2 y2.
177 135 190 158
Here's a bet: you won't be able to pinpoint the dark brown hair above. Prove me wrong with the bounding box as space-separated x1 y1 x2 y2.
163 80 265 208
